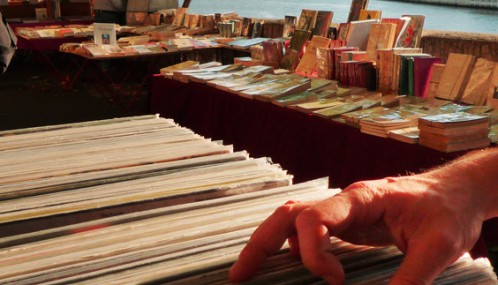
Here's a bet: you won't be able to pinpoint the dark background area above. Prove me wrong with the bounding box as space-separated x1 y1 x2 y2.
0 51 137 132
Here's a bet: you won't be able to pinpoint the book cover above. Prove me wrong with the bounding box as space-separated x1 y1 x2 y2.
93 23 117 46
461 58 496 106
296 9 318 31
382 17 410 45
312 11 333 37
413 57 442 98
240 17 254 37
426 63 445 99
359 9 382 20
436 53 476 101
486 63 498 109
35 8 48 21
346 19 380 51
337 23 350 41
396 15 425 48
295 36 331 76
347 0 369 23
365 23 396 61
419 112 489 128
251 20 264 38
283 15 297 38
397 53 431 95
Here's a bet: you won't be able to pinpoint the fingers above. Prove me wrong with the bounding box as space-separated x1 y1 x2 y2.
294 196 357 284
229 200 315 282
296 210 345 284
389 232 462 285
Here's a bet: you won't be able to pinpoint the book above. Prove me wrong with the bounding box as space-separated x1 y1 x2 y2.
419 136 490 153
336 23 350 41
486 63 498 109
283 15 297 38
35 8 48 21
359 9 382 20
388 126 420 144
313 101 365 119
240 17 254 37
294 36 331 76
413 57 443 98
418 112 489 129
296 9 318 32
272 91 319 107
251 20 264 38
397 53 431 95
365 23 396 61
390 48 423 94
461 58 497 106
160 61 200 78
346 19 380 51
426 63 446 99
436 53 476 102
341 106 390 127
419 128 490 144
396 15 425 48
359 110 419 138
347 0 369 23
93 23 117 46
312 11 333 37
382 17 411 47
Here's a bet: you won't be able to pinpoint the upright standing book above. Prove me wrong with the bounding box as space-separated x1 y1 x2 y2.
296 9 318 32
413 56 443 98
436 53 476 102
347 0 369 22
396 15 425 48
283 15 297 38
461 58 497 105
346 19 380 51
312 11 333 37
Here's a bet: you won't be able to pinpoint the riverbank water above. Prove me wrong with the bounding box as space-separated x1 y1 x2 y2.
189 0 498 34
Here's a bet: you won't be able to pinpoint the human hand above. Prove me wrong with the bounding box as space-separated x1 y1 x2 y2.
229 173 488 284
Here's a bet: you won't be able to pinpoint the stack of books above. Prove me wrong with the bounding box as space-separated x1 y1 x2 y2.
359 109 420 138
418 112 491 152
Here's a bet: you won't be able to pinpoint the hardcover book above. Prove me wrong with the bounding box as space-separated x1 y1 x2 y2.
294 36 331 76
365 23 396 61
436 53 476 101
413 56 443 98
397 53 431 95
312 11 333 37
283 15 297 38
347 0 369 23
359 9 382 20
487 64 498 109
346 19 380 51
396 15 425 48
461 58 497 106
296 9 318 31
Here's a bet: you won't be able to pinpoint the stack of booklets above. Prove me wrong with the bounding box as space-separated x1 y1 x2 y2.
0 117 496 284
1 177 496 284
0 115 292 236
418 112 491 152
359 108 422 138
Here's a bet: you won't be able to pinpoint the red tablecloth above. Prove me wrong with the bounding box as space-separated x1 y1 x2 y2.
150 75 498 257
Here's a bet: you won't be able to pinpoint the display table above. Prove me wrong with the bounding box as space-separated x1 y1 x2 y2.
150 75 498 256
